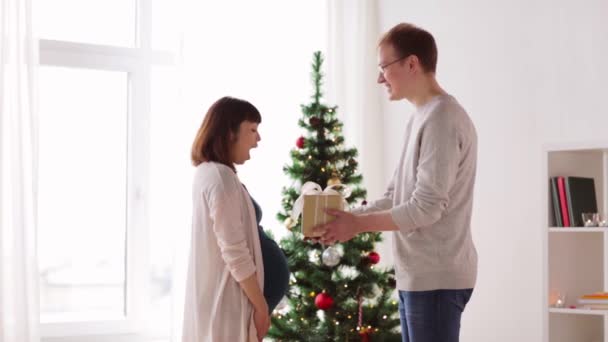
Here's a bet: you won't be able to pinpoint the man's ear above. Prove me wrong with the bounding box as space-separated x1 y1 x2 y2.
408 55 420 72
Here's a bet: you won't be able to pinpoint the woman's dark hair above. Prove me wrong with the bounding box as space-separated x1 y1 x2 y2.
191 96 261 171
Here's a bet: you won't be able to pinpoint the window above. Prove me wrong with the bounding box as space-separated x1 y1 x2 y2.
34 0 176 339
38 67 128 320
34 0 136 47
34 1 327 341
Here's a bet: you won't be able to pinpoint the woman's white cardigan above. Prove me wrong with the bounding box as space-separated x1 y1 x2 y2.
182 162 264 342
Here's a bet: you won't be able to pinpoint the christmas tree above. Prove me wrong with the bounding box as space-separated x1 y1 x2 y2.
268 52 401 341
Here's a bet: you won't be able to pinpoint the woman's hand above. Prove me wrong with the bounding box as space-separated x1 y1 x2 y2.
253 304 270 341
238 274 270 341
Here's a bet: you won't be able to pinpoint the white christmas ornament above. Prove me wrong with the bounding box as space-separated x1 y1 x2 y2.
274 296 290 315
322 246 341 267
309 250 321 264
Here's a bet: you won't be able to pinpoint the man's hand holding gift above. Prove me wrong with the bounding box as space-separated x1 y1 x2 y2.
312 209 362 245
290 181 351 242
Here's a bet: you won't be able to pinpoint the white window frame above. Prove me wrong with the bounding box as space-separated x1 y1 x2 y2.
37 1 174 340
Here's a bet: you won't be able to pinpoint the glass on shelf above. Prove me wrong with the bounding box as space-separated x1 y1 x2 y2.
599 215 608 227
582 213 600 227
549 288 567 308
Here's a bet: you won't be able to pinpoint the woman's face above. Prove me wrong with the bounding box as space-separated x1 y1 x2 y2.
230 120 261 165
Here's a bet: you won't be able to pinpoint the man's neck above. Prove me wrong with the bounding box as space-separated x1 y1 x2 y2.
408 74 446 108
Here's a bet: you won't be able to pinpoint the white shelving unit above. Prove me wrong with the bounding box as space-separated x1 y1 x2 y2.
543 142 608 342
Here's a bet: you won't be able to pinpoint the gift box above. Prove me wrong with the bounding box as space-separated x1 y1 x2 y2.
302 194 344 237
291 181 351 238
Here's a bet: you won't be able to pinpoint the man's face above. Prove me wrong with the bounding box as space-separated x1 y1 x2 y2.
377 43 411 101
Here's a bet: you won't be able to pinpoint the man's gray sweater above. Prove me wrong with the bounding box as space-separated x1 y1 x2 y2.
355 94 477 291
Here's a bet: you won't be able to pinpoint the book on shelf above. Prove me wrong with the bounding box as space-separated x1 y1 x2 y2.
580 292 608 300
577 292 608 307
549 176 597 227
578 299 608 304
565 176 598 227
577 304 608 310
557 177 571 227
550 178 563 226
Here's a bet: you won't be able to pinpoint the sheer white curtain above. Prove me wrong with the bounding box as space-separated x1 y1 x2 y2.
0 0 41 341
326 0 385 200
326 0 394 266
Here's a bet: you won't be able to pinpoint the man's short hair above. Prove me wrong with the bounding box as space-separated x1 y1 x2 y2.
379 23 438 73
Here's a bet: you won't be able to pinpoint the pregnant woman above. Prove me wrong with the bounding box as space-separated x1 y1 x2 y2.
182 96 289 342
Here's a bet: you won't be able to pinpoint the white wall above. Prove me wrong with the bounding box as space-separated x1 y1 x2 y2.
377 0 608 341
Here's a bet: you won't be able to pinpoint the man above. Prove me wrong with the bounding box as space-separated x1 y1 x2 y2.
314 23 477 342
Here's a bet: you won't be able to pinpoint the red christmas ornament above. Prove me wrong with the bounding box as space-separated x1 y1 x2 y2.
367 251 380 265
359 331 371 342
296 136 305 149
314 292 334 310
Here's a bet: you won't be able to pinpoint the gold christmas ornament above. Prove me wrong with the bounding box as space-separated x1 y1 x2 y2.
284 217 296 229
327 176 341 186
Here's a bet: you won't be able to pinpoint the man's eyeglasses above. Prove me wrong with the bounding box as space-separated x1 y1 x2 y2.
378 55 408 74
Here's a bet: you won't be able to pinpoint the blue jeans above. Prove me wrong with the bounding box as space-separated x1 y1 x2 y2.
398 289 473 342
